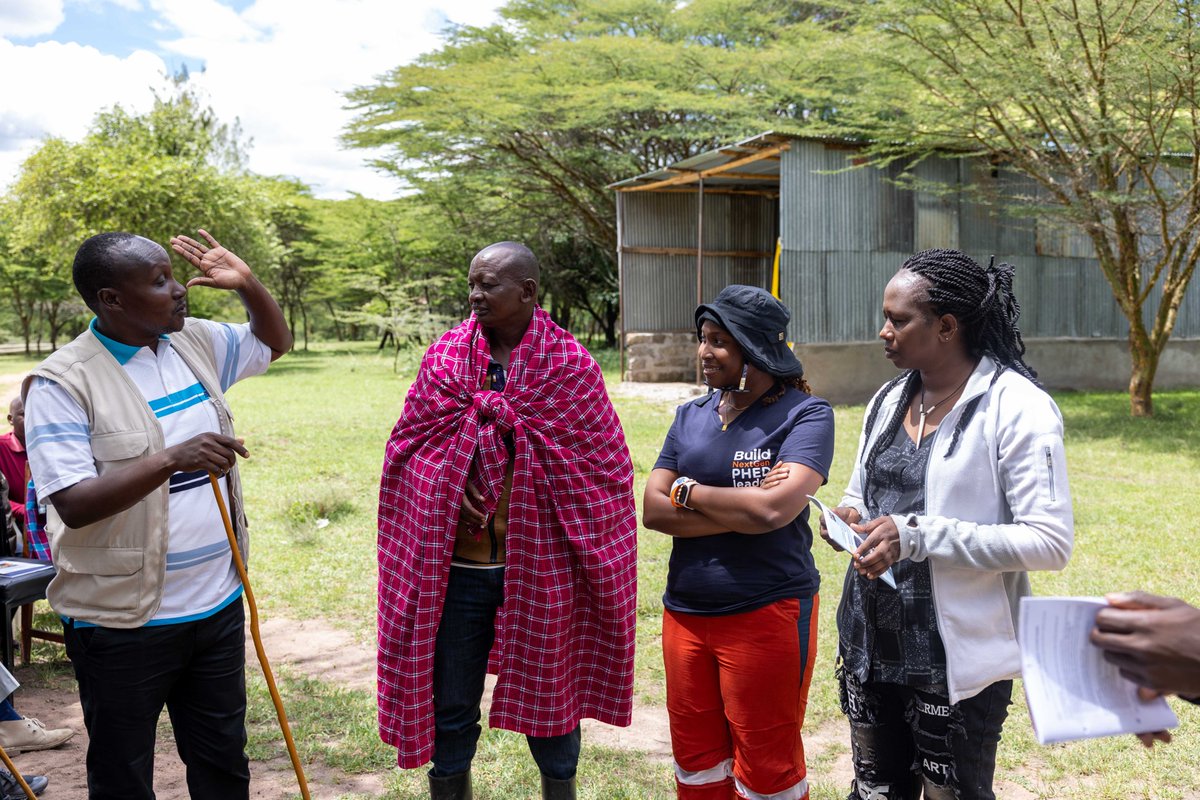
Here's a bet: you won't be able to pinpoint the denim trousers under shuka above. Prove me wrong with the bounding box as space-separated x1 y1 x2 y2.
838 670 1012 800
430 565 581 779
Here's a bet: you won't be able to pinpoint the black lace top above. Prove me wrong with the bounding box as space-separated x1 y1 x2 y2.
838 422 947 688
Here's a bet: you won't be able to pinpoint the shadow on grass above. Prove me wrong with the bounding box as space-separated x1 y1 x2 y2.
245 668 673 799
1054 388 1200 457
260 348 354 375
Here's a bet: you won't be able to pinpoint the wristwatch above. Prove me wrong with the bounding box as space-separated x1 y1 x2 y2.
670 477 699 510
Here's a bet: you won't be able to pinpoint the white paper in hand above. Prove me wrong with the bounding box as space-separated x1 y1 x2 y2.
807 496 896 589
1019 596 1178 744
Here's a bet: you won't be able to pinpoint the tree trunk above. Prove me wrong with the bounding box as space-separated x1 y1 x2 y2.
1128 328 1158 417
324 301 344 341
604 300 618 348
46 301 60 351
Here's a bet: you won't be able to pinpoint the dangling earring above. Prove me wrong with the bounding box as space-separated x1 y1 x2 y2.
736 362 748 392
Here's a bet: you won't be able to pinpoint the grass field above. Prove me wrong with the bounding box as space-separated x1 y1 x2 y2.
2 341 1198 799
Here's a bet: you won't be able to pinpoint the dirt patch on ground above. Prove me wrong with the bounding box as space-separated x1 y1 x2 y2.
7 611 1042 800
0 376 24 406
3 616 683 799
0 376 1062 799
608 381 705 408
8 617 389 800
4 617 827 800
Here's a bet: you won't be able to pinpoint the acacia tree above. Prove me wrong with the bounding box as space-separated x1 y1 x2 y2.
4 84 279 346
821 0 1200 416
343 0 833 344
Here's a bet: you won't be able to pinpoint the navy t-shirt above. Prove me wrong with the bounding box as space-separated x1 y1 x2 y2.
653 386 835 615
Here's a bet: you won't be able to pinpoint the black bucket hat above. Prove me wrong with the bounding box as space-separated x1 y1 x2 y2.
695 285 804 379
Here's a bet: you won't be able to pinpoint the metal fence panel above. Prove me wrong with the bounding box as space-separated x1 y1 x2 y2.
782 249 905 343
622 255 695 331
781 250 828 343
620 191 776 331
622 193 701 249
959 164 1038 256
915 158 961 251
781 142 913 253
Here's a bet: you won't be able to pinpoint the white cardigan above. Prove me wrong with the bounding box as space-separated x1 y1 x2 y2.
840 355 1074 703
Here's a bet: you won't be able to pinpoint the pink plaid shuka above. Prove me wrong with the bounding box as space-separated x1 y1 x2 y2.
377 307 638 768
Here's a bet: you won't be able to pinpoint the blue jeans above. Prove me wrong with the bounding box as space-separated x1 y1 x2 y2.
838 670 1011 800
431 566 581 779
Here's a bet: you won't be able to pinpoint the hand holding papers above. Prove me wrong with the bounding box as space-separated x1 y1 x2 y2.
1019 596 1178 745
807 496 896 589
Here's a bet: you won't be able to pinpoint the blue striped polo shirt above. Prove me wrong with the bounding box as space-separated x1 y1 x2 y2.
25 318 271 626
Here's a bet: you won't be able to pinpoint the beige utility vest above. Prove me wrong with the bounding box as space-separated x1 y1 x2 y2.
23 319 248 628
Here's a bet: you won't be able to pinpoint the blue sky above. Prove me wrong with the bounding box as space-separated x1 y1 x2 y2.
37 2 209 72
0 0 501 199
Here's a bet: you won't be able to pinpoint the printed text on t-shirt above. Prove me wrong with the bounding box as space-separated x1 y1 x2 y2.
731 448 773 486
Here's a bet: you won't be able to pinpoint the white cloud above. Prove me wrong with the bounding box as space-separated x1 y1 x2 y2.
0 0 502 198
0 0 64 38
0 38 172 191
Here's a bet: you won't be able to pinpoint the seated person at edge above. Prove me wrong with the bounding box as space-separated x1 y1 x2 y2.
23 230 291 800
825 249 1073 800
5 395 51 562
1 396 29 536
0 393 74 756
643 285 835 800
377 242 638 800
0 480 50 799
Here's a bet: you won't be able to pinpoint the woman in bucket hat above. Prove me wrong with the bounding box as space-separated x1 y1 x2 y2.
643 285 835 800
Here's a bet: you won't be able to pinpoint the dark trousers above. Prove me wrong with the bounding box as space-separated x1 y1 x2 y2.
63 600 250 800
431 565 581 780
839 671 1011 800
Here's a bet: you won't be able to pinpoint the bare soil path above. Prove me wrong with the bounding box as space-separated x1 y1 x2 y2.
0 377 1042 798
8 611 1053 800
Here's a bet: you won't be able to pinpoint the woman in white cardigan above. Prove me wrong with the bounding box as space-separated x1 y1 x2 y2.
823 249 1073 800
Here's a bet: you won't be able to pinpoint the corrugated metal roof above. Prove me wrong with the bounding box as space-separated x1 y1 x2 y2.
609 131 793 193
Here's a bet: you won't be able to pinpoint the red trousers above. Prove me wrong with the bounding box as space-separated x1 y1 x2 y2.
664 596 818 800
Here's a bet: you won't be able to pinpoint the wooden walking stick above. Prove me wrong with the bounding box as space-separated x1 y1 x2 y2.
209 473 311 800
0 741 38 799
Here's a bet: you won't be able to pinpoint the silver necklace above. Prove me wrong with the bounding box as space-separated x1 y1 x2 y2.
719 390 754 431
916 373 971 442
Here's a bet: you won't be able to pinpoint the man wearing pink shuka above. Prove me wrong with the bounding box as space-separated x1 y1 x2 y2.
377 242 637 800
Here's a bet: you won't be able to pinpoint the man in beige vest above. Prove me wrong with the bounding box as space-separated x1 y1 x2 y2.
23 230 291 799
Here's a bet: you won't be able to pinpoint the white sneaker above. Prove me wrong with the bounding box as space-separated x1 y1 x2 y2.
0 718 75 753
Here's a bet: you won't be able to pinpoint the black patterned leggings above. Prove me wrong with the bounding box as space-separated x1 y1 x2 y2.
838 669 1012 800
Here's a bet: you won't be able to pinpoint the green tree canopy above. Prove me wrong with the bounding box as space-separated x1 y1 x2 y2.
816 0 1200 416
344 0 834 344
3 84 278 350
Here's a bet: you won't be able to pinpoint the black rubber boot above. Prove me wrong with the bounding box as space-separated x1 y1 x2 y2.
541 773 576 800
429 770 472 800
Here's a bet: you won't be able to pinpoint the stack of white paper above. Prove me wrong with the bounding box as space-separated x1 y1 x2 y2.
1019 596 1178 744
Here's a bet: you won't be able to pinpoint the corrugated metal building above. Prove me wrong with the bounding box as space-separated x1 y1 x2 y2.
613 132 1200 400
